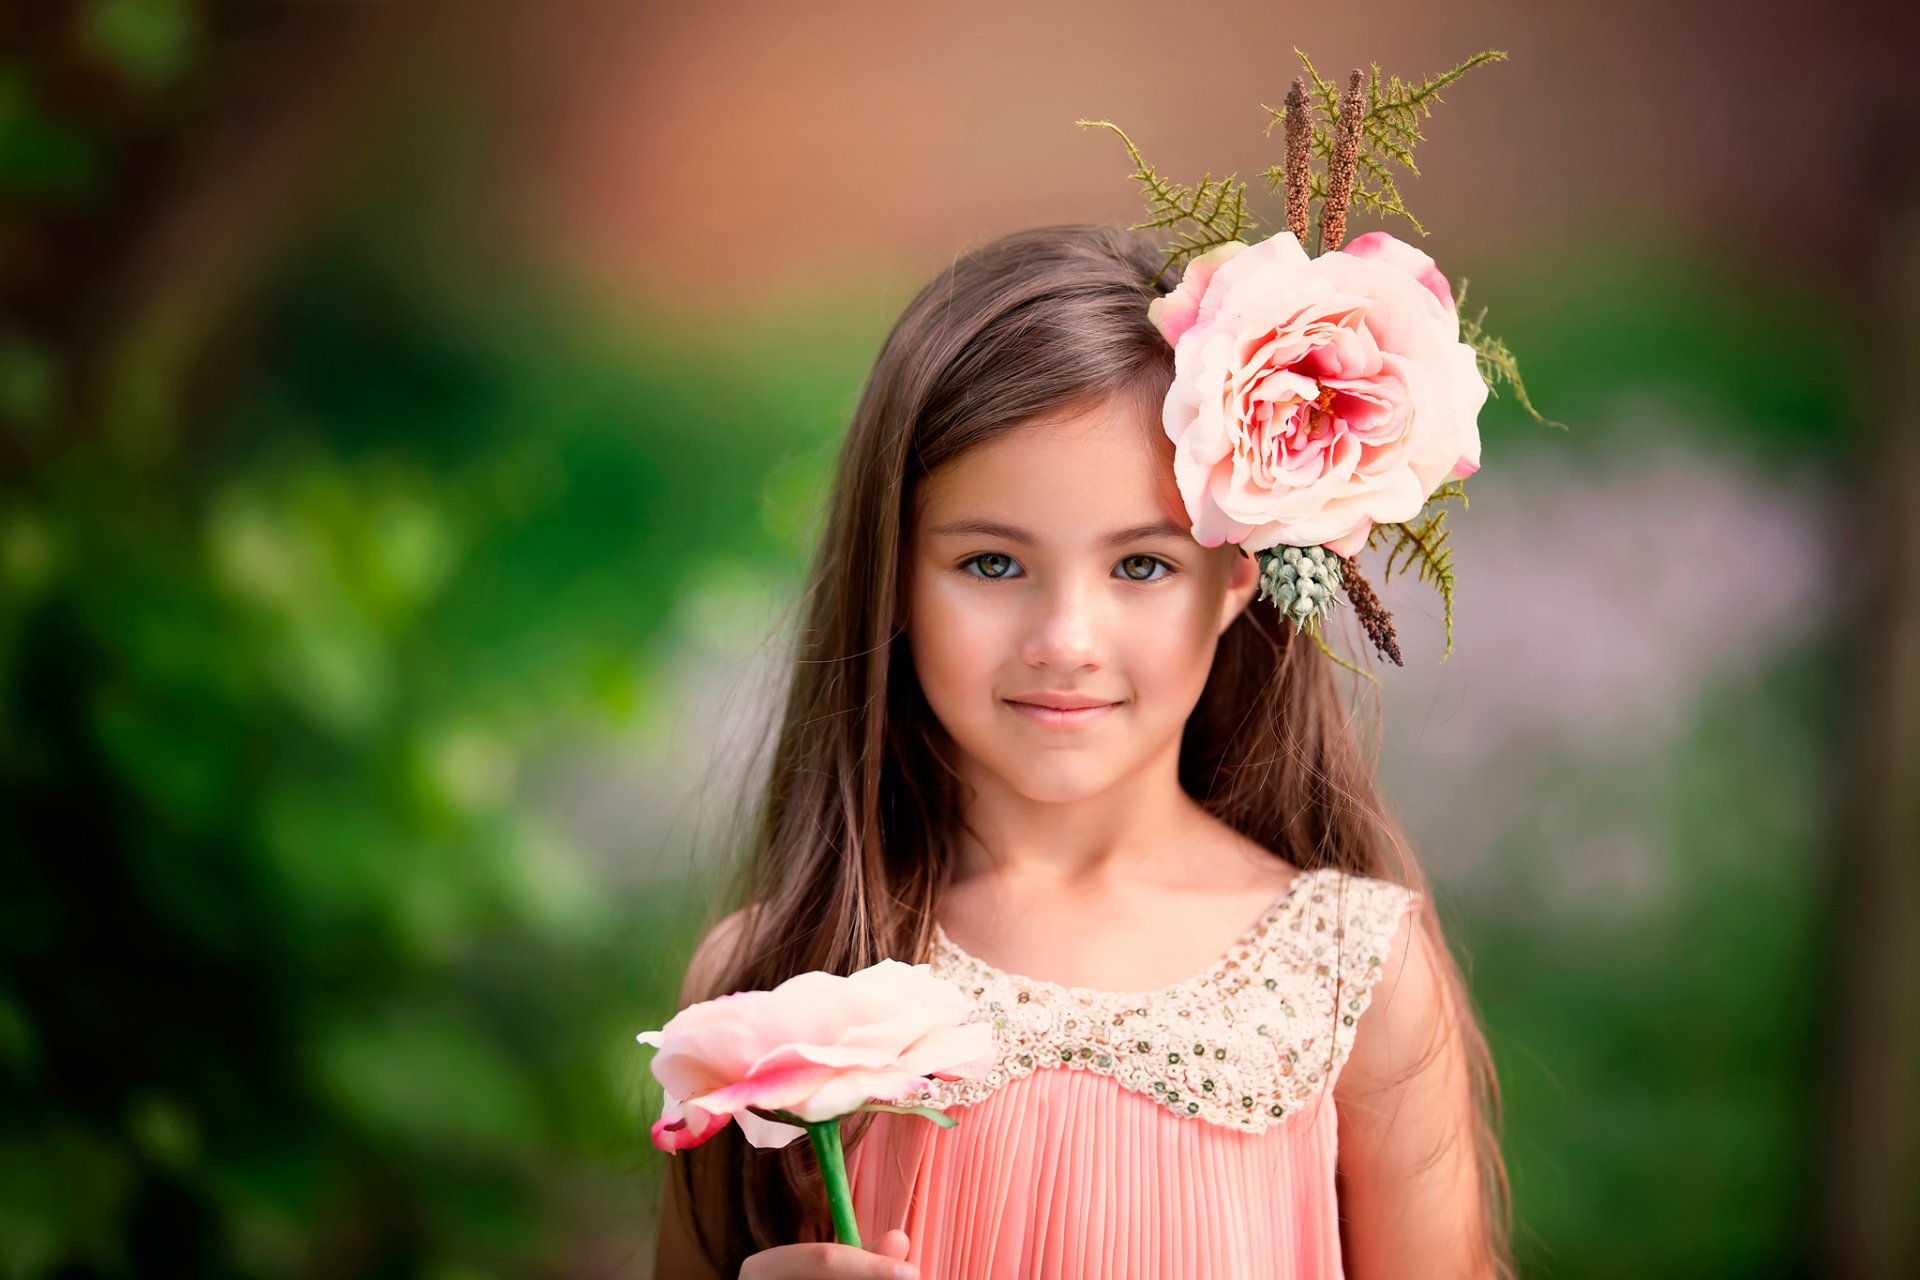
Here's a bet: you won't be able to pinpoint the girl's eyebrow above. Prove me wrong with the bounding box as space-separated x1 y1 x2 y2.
928 517 1191 547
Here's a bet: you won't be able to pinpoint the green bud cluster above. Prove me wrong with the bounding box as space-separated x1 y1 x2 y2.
1256 545 1344 633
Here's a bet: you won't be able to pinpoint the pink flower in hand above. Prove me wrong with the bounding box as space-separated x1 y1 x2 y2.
636 958 996 1152
1148 228 1487 558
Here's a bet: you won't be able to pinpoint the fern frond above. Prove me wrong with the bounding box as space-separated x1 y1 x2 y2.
1363 50 1507 173
1351 155 1425 235
1455 278 1568 430
1263 49 1506 249
1364 491 1465 661
1077 119 1259 288
1294 49 1345 124
1425 478 1471 512
1304 617 1380 687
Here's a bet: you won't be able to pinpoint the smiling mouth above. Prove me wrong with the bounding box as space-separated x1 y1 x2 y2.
1003 699 1122 728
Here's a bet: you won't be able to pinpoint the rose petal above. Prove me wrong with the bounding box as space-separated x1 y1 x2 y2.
636 958 997 1143
1149 240 1251 345
1343 230 1455 314
1323 520 1372 558
1155 226 1488 557
650 1090 730 1153
734 1108 809 1149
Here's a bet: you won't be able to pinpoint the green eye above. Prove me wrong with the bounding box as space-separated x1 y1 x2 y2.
963 552 1018 580
1117 555 1172 582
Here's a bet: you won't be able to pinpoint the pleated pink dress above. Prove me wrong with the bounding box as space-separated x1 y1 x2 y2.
843 866 1421 1279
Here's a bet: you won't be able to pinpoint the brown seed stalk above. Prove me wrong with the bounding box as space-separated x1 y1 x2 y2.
1319 69 1366 255
1284 77 1311 246
1337 554 1403 667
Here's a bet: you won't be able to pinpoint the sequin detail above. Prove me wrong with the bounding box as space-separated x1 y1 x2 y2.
922 868 1420 1134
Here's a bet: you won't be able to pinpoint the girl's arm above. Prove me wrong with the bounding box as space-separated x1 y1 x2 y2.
1333 902 1497 1280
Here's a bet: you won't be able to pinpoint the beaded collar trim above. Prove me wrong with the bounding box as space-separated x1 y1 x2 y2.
931 870 1316 1004
919 867 1420 1134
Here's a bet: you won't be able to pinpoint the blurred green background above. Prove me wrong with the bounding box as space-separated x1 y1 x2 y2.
3 2 1914 1277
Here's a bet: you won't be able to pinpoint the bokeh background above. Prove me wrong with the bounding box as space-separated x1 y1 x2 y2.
3 2 1916 1276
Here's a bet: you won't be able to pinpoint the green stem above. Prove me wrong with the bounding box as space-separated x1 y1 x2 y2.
805 1119 861 1247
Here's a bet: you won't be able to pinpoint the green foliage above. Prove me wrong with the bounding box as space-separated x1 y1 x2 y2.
1260 47 1507 240
1075 119 1259 289
79 0 201 89
1468 636 1836 1275
0 70 104 199
1366 479 1468 660
1458 277 1569 430
0 196 875 1272
1305 619 1376 686
1458 231 1859 454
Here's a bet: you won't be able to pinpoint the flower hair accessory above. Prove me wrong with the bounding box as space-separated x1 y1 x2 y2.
1080 49 1566 680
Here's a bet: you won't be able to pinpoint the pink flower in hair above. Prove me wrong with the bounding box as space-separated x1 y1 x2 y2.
1148 228 1486 558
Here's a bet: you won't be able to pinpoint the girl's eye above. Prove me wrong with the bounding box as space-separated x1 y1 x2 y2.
961 552 1021 580
1117 554 1173 583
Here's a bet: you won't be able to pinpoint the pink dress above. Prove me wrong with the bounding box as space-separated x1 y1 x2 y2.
843 866 1421 1279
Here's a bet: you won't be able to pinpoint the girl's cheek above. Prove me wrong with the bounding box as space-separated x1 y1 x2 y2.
912 577 1002 687
1127 583 1233 689
1127 578 1221 643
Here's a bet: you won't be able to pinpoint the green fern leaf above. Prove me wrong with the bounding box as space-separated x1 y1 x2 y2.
1264 48 1506 247
1363 52 1508 167
1077 119 1259 288
1304 615 1380 687
1350 156 1425 236
1365 484 1468 661
1455 278 1568 430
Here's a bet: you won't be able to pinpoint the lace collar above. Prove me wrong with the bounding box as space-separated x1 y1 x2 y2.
929 868 1319 1003
919 867 1418 1134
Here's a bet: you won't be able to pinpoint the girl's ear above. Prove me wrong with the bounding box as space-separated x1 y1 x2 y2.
1218 547 1261 636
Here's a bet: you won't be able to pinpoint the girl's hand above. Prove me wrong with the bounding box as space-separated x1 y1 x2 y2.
738 1228 916 1280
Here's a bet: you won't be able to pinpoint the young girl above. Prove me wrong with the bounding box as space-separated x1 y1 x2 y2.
652 224 1511 1280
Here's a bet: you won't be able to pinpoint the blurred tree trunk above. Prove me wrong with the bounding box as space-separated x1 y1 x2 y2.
1820 95 1920 1280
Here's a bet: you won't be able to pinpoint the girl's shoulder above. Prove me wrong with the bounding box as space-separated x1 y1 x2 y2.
1229 865 1423 1010
1208 825 1419 942
1281 865 1424 953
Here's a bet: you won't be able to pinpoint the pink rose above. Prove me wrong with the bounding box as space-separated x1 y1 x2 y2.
1148 228 1486 557
636 958 996 1152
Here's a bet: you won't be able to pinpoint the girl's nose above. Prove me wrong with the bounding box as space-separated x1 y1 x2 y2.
1020 576 1107 672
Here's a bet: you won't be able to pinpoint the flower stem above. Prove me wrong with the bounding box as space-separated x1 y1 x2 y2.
805 1119 861 1247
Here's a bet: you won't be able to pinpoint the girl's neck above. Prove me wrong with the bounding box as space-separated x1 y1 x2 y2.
949 742 1213 891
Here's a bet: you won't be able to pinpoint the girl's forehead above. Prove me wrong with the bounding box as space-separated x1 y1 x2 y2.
915 402 1188 535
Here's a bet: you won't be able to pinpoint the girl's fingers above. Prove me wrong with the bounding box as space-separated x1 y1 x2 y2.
737 1241 917 1279
869 1228 912 1261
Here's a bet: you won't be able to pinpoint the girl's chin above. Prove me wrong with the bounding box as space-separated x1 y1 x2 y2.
988 759 1131 805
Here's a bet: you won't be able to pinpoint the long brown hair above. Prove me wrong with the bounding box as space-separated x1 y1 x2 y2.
666 223 1513 1277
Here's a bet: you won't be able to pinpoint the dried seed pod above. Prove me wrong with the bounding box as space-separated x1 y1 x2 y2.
1320 69 1367 255
1336 554 1403 666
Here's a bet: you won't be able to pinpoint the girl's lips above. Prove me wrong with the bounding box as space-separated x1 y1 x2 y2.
1004 699 1121 728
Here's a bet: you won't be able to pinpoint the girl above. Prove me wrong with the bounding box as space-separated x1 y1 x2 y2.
652 224 1511 1280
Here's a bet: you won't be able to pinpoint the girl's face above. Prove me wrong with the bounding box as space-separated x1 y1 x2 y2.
904 397 1260 806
